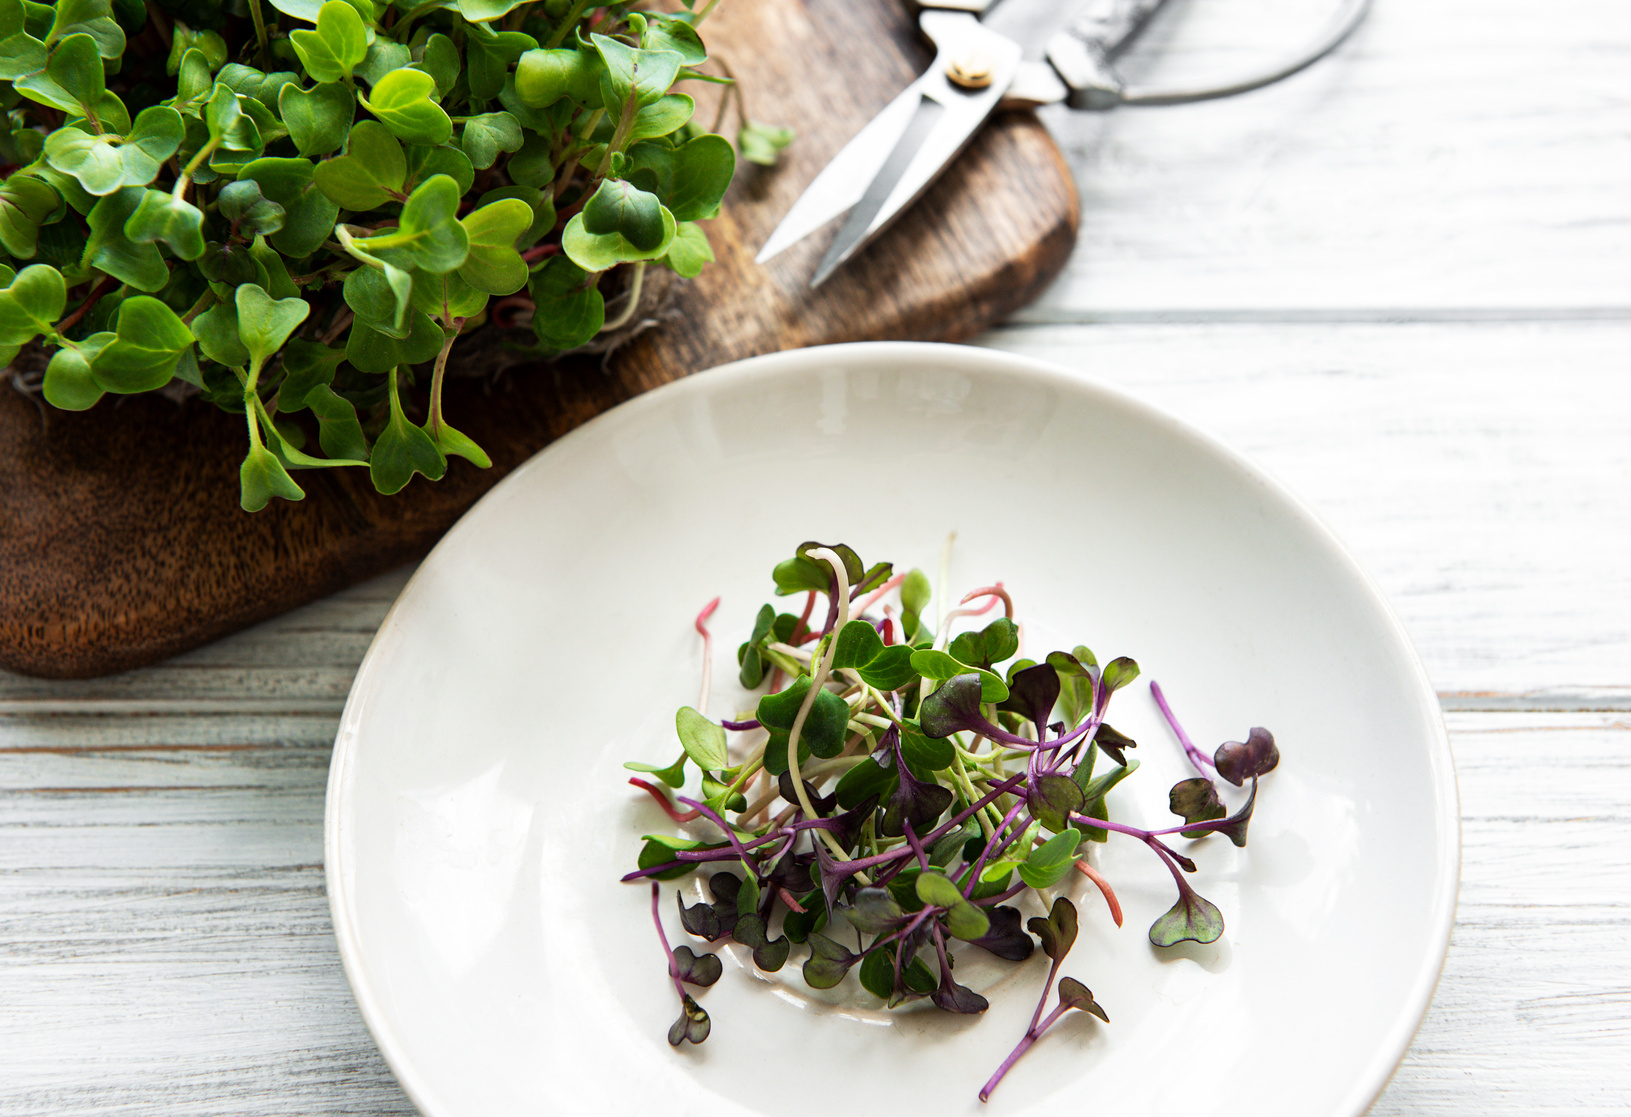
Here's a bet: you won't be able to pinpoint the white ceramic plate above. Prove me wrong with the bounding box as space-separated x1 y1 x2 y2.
327 342 1458 1117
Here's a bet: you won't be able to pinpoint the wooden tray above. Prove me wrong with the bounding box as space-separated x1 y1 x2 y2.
0 0 1077 679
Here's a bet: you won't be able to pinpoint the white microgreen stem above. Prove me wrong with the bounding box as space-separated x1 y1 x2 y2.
694 596 720 715
785 548 852 865
936 532 956 632
599 261 646 332
1151 679 1215 776
174 138 221 199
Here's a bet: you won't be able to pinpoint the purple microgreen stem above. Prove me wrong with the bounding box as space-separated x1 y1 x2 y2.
903 821 930 872
650 881 688 1001
1151 679 1215 776
674 795 759 864
962 800 1029 898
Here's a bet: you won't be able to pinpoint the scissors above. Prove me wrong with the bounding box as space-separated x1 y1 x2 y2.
757 0 1373 287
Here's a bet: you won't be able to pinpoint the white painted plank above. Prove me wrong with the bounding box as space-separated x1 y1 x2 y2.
1018 0 1631 316
978 321 1631 700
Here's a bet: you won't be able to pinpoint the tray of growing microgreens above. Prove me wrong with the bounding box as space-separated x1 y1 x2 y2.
324 343 1458 1117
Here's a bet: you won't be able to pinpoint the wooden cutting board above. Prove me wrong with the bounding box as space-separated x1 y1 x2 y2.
0 0 1077 679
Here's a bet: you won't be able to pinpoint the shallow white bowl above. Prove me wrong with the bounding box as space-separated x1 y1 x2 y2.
326 342 1458 1117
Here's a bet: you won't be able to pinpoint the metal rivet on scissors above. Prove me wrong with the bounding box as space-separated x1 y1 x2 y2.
757 0 1374 288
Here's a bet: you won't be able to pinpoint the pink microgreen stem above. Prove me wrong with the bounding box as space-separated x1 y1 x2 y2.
960 583 1013 619
695 596 719 714
789 590 817 645
1151 679 1215 776
629 778 701 823
1072 859 1124 927
854 572 906 616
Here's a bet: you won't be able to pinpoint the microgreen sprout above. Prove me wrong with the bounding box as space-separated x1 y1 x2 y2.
625 541 1281 1098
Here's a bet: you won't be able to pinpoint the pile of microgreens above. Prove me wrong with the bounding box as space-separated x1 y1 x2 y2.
624 541 1280 1100
0 0 788 510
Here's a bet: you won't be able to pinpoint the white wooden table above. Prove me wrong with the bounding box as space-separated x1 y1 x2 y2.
4 1 1628 1111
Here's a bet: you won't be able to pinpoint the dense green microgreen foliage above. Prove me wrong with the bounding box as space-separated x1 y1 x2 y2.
0 0 791 511
624 542 1281 1098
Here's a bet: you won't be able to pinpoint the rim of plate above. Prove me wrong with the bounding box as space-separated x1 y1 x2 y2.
325 340 1461 1117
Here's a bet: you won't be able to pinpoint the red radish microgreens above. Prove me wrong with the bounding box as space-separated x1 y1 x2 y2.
624 542 1280 1098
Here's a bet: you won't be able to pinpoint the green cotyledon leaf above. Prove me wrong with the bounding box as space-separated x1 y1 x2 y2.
459 111 523 171
240 443 306 511
675 706 728 771
42 338 110 410
0 175 63 258
311 120 405 210
590 33 681 109
43 127 124 195
360 173 468 274
561 205 675 272
580 180 664 251
89 295 194 393
235 283 310 371
0 263 67 346
663 220 712 278
82 189 166 290
279 81 354 156
289 0 368 84
362 68 451 146
456 197 530 295
528 256 602 350
370 367 446 494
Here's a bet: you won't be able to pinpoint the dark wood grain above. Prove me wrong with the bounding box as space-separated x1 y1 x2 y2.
0 0 1077 679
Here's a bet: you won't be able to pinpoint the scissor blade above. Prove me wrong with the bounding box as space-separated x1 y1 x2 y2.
809 96 945 287
756 13 1023 277
754 79 929 265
